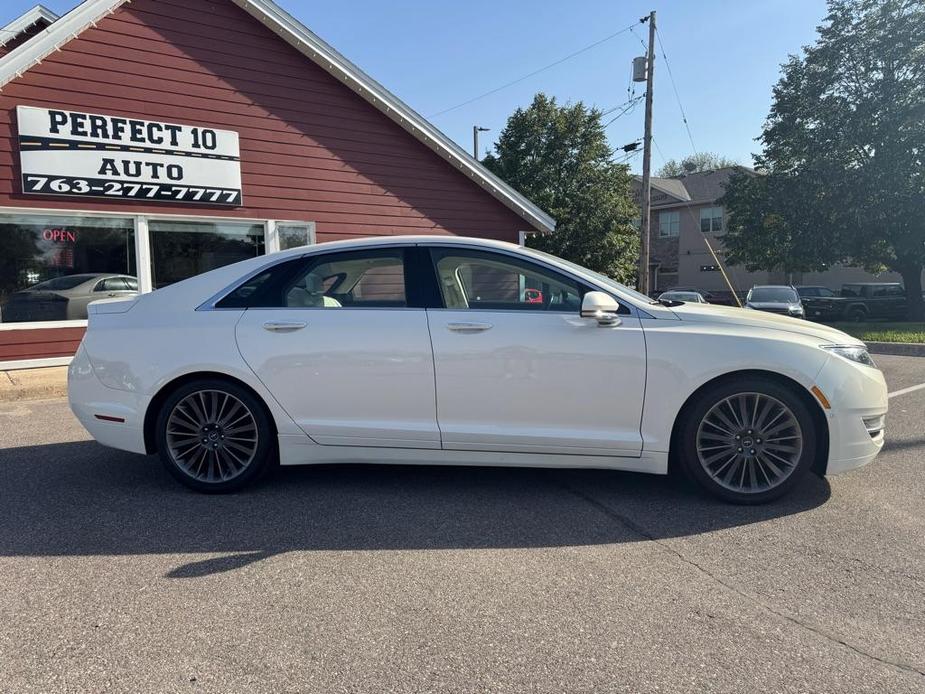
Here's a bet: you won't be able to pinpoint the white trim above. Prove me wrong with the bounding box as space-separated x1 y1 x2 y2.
0 5 58 49
0 318 86 331
134 215 152 293
265 219 279 254
0 0 555 235
0 355 71 371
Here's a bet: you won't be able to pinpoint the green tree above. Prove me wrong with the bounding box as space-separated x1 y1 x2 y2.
483 93 639 284
657 152 739 177
722 0 925 319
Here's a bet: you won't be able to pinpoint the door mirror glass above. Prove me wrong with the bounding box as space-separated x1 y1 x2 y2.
581 291 621 324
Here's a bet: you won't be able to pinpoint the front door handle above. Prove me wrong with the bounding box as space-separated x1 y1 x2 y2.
447 321 493 333
263 320 307 333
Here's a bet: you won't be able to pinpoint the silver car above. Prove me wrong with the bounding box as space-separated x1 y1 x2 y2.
658 290 708 304
745 285 805 318
1 273 138 322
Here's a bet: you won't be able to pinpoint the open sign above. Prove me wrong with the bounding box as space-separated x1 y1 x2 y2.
43 228 77 243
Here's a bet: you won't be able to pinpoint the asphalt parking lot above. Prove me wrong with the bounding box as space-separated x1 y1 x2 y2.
0 355 923 693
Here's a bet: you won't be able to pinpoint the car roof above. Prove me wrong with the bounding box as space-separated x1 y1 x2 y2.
269 235 528 263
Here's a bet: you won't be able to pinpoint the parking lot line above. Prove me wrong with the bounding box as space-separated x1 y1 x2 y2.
888 382 925 399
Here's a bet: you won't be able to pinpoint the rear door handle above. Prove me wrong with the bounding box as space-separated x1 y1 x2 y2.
263 320 307 333
447 321 493 333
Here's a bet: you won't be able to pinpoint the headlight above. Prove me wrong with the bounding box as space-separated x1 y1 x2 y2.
821 344 876 368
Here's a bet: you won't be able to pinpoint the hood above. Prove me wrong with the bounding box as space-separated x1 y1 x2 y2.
667 302 862 345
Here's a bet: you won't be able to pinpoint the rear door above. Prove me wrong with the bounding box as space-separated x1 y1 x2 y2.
233 247 441 448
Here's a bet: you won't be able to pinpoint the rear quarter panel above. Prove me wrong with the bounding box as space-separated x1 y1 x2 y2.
81 300 303 437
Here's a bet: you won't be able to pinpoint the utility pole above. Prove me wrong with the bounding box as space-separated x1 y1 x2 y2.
637 11 656 295
473 125 490 159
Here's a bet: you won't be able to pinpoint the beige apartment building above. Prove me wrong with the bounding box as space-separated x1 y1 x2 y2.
633 167 910 301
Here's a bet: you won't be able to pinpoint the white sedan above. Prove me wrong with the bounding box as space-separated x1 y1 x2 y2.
68 236 887 503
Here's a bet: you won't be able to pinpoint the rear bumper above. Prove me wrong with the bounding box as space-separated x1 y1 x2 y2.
67 343 147 455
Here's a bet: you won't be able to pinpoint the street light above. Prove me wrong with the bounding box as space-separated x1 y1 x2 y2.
473 125 490 159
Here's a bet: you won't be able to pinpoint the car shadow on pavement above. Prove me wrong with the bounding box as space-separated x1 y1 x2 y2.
0 441 831 578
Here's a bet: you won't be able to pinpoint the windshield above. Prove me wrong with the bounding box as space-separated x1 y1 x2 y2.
520 247 657 304
748 287 798 303
662 292 699 302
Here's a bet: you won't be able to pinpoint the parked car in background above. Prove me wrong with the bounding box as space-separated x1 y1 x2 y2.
658 290 708 304
796 286 837 299
1 273 138 322
70 235 887 504
745 286 805 318
801 282 907 322
666 286 718 303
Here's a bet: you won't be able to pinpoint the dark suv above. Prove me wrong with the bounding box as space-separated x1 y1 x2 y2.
799 282 906 322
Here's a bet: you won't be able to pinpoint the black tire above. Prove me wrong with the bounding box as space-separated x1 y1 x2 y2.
155 378 275 493
846 305 867 322
677 376 817 504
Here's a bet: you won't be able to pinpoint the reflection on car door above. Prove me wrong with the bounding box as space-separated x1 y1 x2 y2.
424 247 647 456
234 248 440 448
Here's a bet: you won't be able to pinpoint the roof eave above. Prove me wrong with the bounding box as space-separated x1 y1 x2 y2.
0 4 60 49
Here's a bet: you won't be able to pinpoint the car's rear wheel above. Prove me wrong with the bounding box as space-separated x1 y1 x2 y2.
155 379 274 493
678 377 817 504
846 305 867 322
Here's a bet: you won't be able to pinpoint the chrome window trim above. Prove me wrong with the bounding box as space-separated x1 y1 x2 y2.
198 239 655 319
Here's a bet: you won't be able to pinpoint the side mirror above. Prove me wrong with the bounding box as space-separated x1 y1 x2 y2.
580 291 621 326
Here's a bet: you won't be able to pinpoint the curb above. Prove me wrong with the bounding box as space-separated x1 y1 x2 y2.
865 341 925 357
0 367 68 403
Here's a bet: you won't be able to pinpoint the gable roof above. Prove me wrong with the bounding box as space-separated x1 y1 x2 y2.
0 0 555 234
0 4 58 50
636 166 756 207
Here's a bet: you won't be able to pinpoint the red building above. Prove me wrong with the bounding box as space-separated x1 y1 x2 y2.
0 0 552 367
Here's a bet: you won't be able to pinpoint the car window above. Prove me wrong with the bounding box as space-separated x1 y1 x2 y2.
216 250 408 309
430 248 585 312
100 277 132 291
841 285 861 298
797 287 818 297
873 285 904 297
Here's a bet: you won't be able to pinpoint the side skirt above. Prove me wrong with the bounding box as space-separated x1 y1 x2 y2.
277 435 668 475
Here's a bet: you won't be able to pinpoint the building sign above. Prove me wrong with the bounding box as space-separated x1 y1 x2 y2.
16 106 242 206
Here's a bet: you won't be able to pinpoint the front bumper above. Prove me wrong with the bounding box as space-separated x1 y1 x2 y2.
814 354 888 475
68 343 148 455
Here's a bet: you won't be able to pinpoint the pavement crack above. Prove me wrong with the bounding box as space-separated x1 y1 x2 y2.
562 482 925 680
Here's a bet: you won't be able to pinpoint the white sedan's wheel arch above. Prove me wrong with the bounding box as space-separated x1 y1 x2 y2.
669 369 830 477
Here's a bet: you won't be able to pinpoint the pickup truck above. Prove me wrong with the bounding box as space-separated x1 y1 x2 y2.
798 282 907 322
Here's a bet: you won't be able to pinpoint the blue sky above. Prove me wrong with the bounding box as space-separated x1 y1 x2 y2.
8 1 828 172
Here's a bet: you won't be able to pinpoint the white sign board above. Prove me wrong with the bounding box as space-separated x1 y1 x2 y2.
17 106 243 206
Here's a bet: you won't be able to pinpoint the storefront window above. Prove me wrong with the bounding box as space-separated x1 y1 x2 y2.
149 220 265 289
277 223 313 250
0 214 136 323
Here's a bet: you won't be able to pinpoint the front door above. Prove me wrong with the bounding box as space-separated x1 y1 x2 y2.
234 247 440 448
424 247 647 456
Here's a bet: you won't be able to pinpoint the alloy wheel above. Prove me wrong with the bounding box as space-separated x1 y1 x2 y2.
165 389 259 483
695 392 803 494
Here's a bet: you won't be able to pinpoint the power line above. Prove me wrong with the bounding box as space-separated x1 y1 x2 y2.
655 28 697 154
603 95 644 128
429 20 643 118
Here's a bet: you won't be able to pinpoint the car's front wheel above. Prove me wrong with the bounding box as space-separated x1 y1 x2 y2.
677 377 817 504
155 379 275 493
